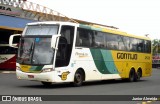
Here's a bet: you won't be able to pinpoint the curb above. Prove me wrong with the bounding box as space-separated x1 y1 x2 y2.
0 71 16 73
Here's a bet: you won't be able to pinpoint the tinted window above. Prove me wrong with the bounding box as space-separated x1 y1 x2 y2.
137 39 144 52
122 36 130 51
76 28 93 47
130 38 137 51
105 33 118 50
61 25 74 44
75 27 151 53
117 36 126 50
144 40 151 53
93 31 105 48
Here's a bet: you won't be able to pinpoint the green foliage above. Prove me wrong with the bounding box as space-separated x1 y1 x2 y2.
152 39 160 55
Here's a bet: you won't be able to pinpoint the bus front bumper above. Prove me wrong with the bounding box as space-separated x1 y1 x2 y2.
16 70 56 82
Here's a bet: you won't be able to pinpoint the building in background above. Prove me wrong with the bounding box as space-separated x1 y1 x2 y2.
0 0 117 71
0 0 72 71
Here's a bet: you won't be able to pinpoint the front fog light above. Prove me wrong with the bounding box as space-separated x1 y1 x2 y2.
42 68 53 72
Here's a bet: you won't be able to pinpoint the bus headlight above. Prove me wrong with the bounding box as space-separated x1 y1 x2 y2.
16 66 21 71
42 68 53 72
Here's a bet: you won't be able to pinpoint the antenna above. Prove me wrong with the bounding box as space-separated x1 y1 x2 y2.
145 34 149 37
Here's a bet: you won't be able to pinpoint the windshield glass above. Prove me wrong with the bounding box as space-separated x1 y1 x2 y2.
17 37 54 65
33 38 54 64
17 24 58 65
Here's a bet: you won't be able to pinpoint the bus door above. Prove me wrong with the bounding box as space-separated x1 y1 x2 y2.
55 25 74 67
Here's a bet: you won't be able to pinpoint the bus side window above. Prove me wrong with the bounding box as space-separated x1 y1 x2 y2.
122 36 130 51
137 39 144 52
118 36 125 50
76 28 92 47
105 33 118 50
130 38 137 52
144 40 151 53
93 31 105 48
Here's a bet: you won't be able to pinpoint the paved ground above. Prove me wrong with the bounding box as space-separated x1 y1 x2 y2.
0 68 160 104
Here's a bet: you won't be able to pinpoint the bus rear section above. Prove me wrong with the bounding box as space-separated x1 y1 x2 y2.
0 45 17 71
75 25 152 82
0 29 20 71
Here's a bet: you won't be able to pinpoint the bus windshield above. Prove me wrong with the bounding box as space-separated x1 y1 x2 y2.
17 37 54 65
17 24 59 65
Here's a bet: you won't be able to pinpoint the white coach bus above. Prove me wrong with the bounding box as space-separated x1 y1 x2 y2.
9 21 152 87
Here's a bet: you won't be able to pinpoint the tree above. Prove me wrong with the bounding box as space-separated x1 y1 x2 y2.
152 39 160 55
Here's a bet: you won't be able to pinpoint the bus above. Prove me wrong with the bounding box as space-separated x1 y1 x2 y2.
9 21 152 86
0 44 17 70
0 30 20 71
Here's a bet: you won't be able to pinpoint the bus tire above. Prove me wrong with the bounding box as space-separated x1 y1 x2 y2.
128 69 135 82
73 70 84 87
41 82 52 86
135 69 142 81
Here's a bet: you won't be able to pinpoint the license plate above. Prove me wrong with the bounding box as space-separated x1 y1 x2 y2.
28 75 34 78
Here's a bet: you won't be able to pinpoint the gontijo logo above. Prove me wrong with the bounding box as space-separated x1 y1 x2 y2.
58 71 70 80
117 53 137 60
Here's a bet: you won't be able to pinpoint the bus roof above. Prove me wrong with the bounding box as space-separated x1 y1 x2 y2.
26 21 151 41
79 24 151 41
27 21 78 27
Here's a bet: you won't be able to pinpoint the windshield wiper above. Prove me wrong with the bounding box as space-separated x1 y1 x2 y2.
20 42 34 64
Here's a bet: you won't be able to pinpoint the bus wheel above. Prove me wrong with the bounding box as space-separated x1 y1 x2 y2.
135 70 141 81
41 82 52 86
73 70 83 87
128 69 135 82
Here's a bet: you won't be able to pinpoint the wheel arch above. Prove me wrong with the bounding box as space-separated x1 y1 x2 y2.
130 67 136 74
75 67 86 81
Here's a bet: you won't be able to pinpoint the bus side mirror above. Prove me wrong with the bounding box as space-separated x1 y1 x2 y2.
51 35 61 49
9 34 21 48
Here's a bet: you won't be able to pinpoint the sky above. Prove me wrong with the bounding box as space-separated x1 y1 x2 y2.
28 0 160 40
